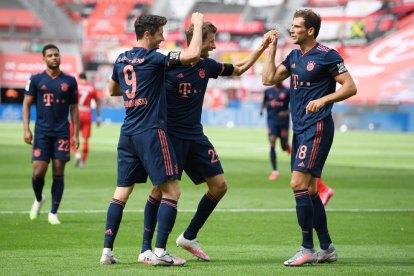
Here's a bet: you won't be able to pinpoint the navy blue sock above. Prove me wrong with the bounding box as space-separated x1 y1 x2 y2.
294 189 314 249
104 198 125 249
155 198 177 249
270 146 277 170
32 176 45 202
51 175 64 214
311 193 332 250
141 196 160 253
184 192 218 240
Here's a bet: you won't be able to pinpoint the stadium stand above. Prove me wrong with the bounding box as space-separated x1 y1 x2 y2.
0 0 41 36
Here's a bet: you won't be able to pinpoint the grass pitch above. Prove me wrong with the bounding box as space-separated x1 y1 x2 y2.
0 122 413 275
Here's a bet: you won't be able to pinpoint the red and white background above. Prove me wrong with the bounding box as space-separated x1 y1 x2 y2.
0 53 80 88
346 25 414 104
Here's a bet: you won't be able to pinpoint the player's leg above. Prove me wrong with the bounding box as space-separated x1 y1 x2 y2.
100 134 145 264
268 134 280 180
306 117 336 262
177 174 227 261
152 179 186 266
100 185 134 264
138 129 184 266
267 123 279 180
176 136 226 261
139 185 161 264
48 134 71 224
30 161 48 220
30 132 50 220
80 121 92 167
284 171 317 266
284 130 318 266
184 173 227 240
139 135 189 264
280 127 291 154
309 180 337 263
48 159 66 224
317 178 335 206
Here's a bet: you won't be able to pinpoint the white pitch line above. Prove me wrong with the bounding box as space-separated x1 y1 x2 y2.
1 208 414 215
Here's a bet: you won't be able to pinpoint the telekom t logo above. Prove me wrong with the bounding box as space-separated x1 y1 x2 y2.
43 93 54 106
292 74 299 90
179 83 191 98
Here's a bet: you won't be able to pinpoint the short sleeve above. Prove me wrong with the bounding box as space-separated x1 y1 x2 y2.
111 63 119 83
155 49 180 67
282 51 293 73
325 50 348 77
69 78 78 104
25 75 37 96
206 59 226 79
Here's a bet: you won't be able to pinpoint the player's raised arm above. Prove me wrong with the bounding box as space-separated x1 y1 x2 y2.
22 94 34 145
231 30 275 76
262 32 290 85
179 12 204 64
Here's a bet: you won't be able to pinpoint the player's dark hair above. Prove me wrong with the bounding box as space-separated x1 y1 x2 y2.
42 44 59 56
78 72 87 79
134 14 167 40
293 9 321 39
185 21 217 45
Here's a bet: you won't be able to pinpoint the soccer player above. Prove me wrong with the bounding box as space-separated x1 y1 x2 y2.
99 13 204 266
70 72 101 168
262 9 357 266
259 82 291 180
137 22 276 262
22 44 79 225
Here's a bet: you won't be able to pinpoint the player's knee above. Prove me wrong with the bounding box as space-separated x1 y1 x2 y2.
32 172 45 179
113 186 133 202
150 186 162 200
164 189 181 201
209 180 228 199
219 180 228 196
33 168 47 179
290 179 307 191
308 184 317 195
160 180 181 201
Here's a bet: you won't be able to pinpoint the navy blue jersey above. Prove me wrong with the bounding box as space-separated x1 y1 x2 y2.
263 85 290 125
112 47 180 135
282 43 347 132
165 58 225 139
25 71 78 135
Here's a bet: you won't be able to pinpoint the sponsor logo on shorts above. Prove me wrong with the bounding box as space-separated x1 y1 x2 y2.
33 148 41 157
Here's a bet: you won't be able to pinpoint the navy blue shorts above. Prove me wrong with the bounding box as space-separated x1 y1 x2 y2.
267 121 289 146
170 135 223 184
291 116 334 178
32 131 71 162
117 128 178 186
267 121 289 138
